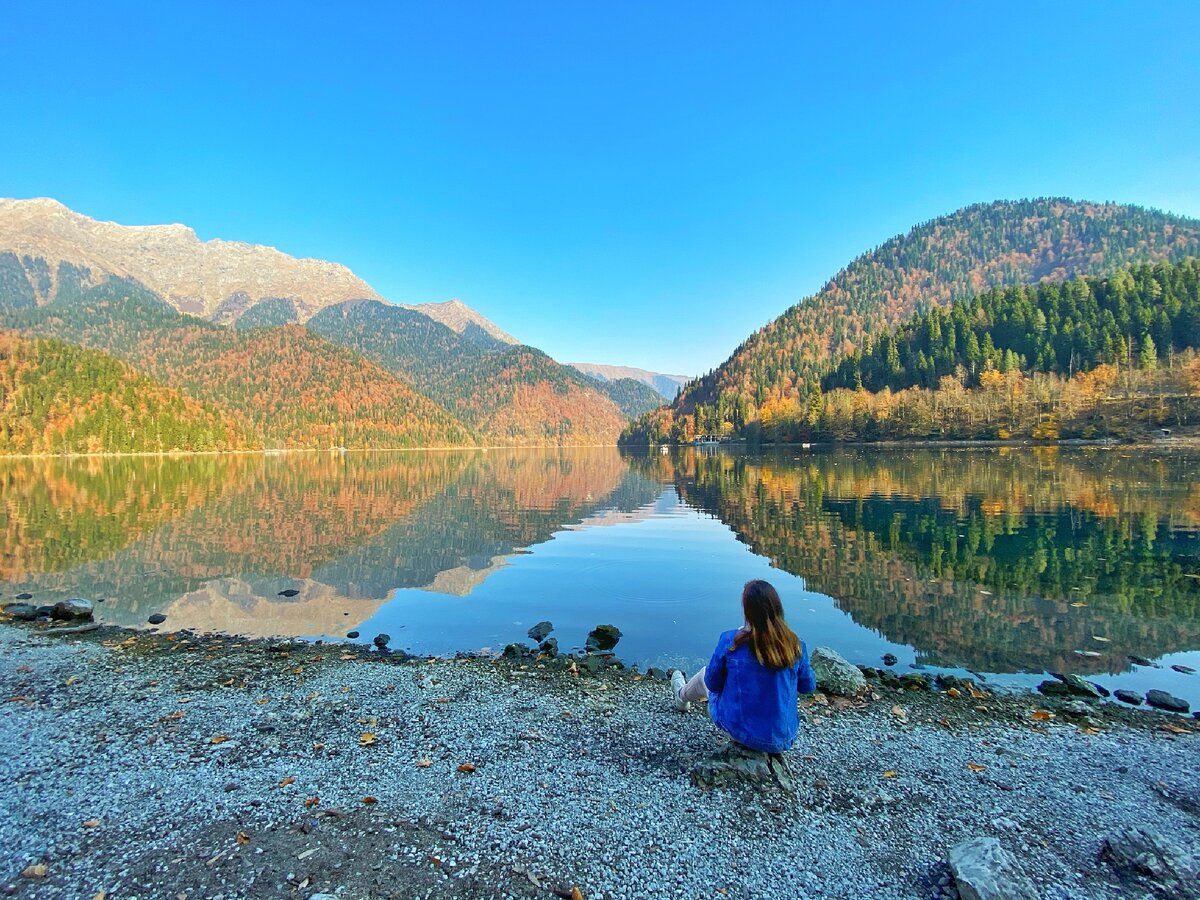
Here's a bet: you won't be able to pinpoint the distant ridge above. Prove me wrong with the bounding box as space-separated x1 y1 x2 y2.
402 299 519 346
570 362 689 400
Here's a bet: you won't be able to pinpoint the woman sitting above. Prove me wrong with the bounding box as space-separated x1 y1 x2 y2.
672 579 816 753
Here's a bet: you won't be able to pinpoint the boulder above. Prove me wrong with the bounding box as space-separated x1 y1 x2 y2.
585 624 622 653
645 667 669 681
810 647 867 696
539 637 559 658
372 633 391 651
948 837 1038 900
900 672 932 691
1037 679 1072 697
1100 826 1200 899
881 653 898 666
692 740 794 793
1053 673 1102 700
346 630 360 639
147 613 167 625
503 642 533 660
527 620 554 642
1172 665 1196 675
1114 689 1144 706
1147 690 1190 714
2 603 38 621
51 598 94 621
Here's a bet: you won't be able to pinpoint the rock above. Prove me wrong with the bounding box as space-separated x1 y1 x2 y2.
585 624 622 652
539 637 559 658
1037 679 1072 697
1114 689 1144 706
581 654 602 675
900 672 932 691
372 633 391 651
147 613 167 625
527 621 554 642
15 593 32 600
692 740 795 793
948 837 1038 900
1100 826 1200 899
1129 655 1159 667
51 599 94 621
277 588 300 597
810 646 867 696
2 603 38 621
1172 665 1196 675
346 631 360 639
503 643 533 659
1147 690 1190 714
882 653 898 666
1051 673 1102 700
645 667 669 681
858 666 880 679
936 674 964 690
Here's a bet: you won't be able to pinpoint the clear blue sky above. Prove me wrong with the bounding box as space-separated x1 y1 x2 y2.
3 2 1198 375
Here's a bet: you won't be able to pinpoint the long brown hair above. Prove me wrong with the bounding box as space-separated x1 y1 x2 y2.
730 579 802 670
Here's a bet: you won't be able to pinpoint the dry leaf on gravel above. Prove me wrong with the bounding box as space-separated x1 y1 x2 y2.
945 688 961 698
1031 709 1055 722
967 685 989 700
891 705 907 721
416 759 433 768
303 796 320 807
20 864 47 879
209 735 230 745
278 776 295 787
359 732 376 746
966 763 987 772
361 796 377 804
881 770 898 778
236 831 250 844
82 819 100 828
1160 722 1192 735
457 762 477 773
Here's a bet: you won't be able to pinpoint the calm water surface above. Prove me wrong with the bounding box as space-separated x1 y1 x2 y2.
3 447 1199 705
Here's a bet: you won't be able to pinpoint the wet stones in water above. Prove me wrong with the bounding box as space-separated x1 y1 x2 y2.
900 672 932 691
1114 689 1144 706
882 653 898 666
1172 664 1196 675
527 620 554 642
1050 673 1102 700
692 740 795 793
278 589 300 597
1146 690 1190 714
2 603 39 621
51 598 94 621
346 631 360 639
810 646 867 696
645 667 669 681
373 633 391 651
1100 826 1200 899
948 837 1038 900
503 642 534 660
16 592 32 600
585 624 622 653
538 637 559 658
1128 655 1159 668
148 613 167 625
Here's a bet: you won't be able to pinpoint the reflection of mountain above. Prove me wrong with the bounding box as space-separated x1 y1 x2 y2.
0 449 662 633
632 448 1200 673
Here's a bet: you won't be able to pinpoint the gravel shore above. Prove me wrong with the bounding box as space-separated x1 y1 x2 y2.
2 622 1198 899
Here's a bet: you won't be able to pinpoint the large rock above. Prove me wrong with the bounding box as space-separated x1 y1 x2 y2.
585 624 622 652
1147 690 1190 714
692 740 794 793
1100 826 1200 899
51 598 94 621
810 646 867 696
527 620 554 642
948 837 1038 900
1052 672 1102 700
2 603 39 621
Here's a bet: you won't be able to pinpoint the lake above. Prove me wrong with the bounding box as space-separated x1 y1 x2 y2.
2 446 1199 706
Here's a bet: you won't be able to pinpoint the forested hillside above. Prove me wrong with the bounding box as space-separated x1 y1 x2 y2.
592 377 664 417
0 332 247 453
307 299 628 444
0 284 478 450
625 199 1200 444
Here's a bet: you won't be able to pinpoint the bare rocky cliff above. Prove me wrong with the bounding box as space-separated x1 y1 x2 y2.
0 197 380 320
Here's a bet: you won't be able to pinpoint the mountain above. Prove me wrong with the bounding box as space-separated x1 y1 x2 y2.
588 377 667 418
0 283 477 450
0 331 247 454
0 197 379 322
401 299 519 346
306 299 626 444
569 362 689 400
623 198 1200 443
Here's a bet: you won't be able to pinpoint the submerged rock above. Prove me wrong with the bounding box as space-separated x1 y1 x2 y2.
15 592 32 600
948 837 1038 900
1172 664 1196 675
585 624 622 652
278 588 300 597
1129 655 1160 668
692 740 794 793
810 646 867 696
372 633 391 651
147 613 167 625
1100 826 1200 898
881 653 898 666
2 603 38 621
527 621 554 642
1050 673 1101 700
1114 689 1144 706
51 599 94 621
346 631 360 639
1146 690 1190 714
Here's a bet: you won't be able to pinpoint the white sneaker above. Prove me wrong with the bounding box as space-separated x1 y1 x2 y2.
671 670 691 712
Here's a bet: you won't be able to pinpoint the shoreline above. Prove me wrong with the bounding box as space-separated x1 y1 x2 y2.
2 621 1197 899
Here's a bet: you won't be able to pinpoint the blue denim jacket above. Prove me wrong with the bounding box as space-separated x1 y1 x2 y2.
704 629 816 753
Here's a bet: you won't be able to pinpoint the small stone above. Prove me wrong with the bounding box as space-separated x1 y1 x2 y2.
503 643 533 660
1146 690 1190 714
1171 664 1196 675
15 593 32 600
882 653 898 666
1128 655 1159 668
224 782 239 792
948 837 1038 900
899 672 932 691
1113 689 1143 706
148 613 167 625
810 646 868 696
527 621 554 642
585 624 622 653
645 667 668 681
373 633 390 651
346 631 360 639
278 589 300 597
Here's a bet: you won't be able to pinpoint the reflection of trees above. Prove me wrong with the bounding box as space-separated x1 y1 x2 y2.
628 448 1200 673
0 449 661 629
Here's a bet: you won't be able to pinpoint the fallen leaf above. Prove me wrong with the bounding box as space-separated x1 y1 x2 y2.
303 796 320 807
571 888 585 900
1160 722 1192 735
64 676 78 686
340 686 351 694
160 710 185 722
966 763 987 772
457 762 477 773
82 819 100 828
20 863 47 879
236 831 250 844
16 665 32 673
881 770 898 778
361 796 377 804
891 705 907 720
1070 601 1088 608
945 688 962 698
937 718 951 729
359 732 376 746
1031 709 1055 722
416 759 433 768
210 735 230 745
278 776 295 787
340 653 356 661
92 892 105 900
1081 726 1102 736
312 742 325 752
967 685 989 700
1092 635 1111 643
255 698 270 705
